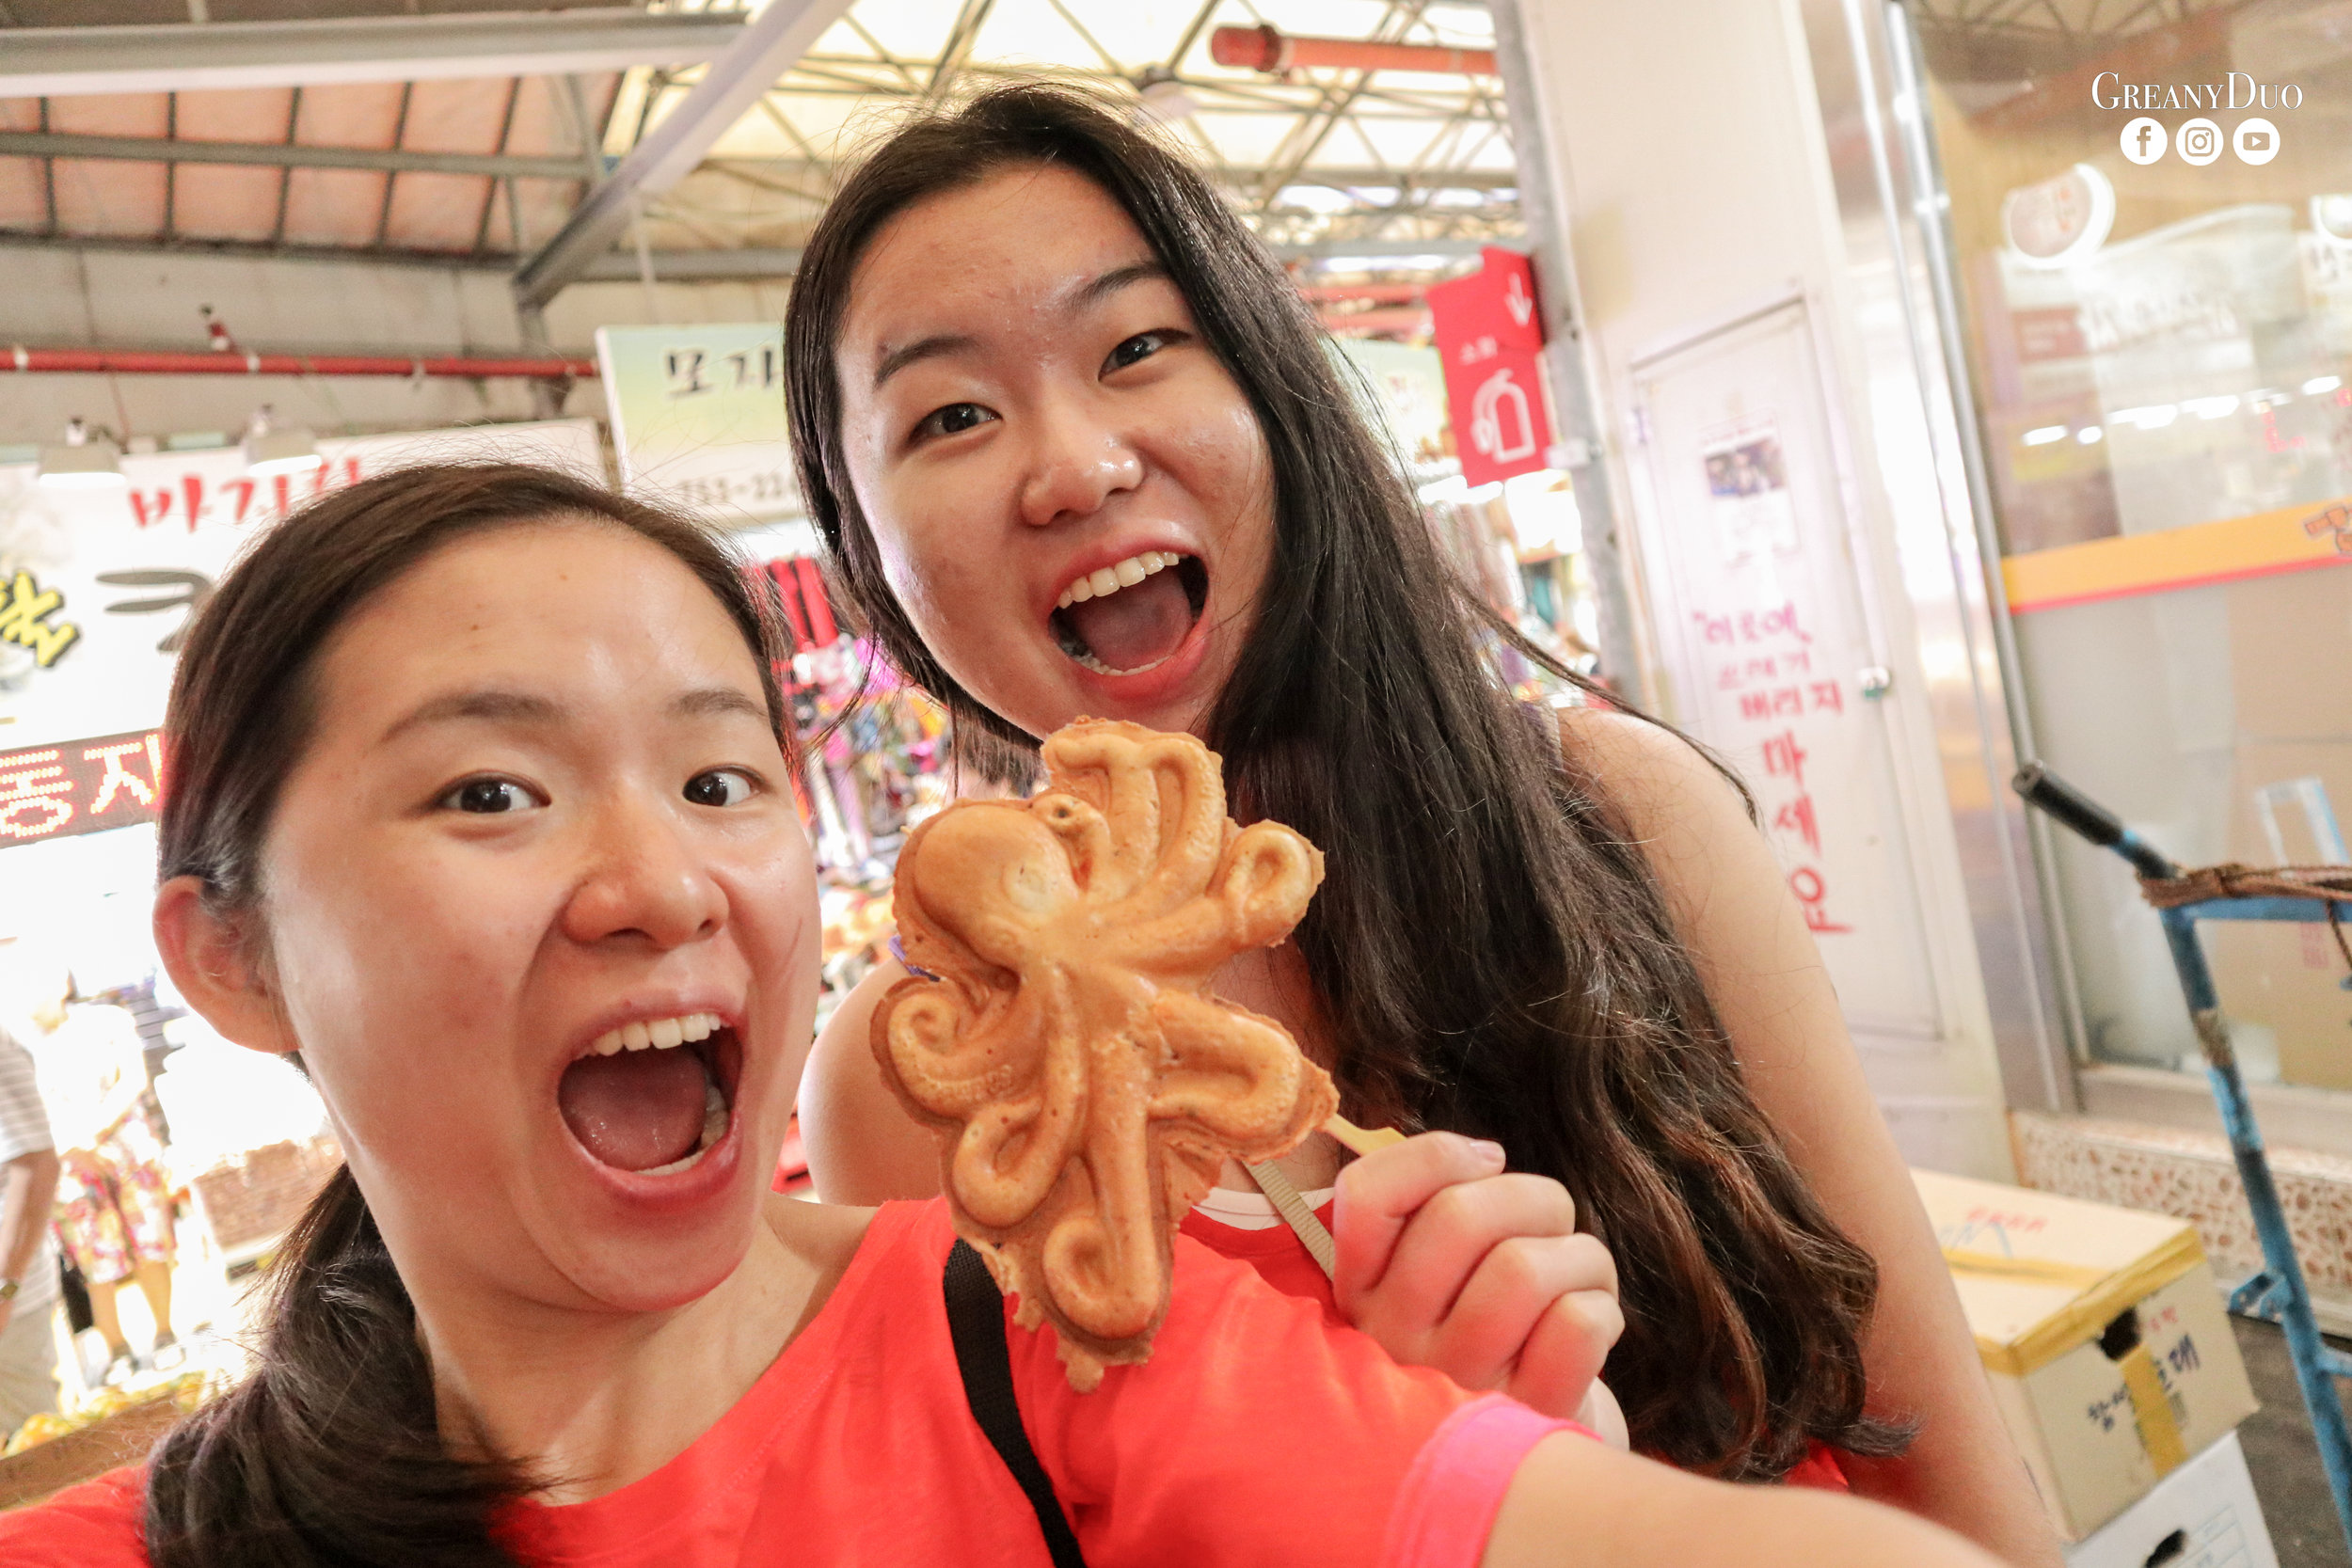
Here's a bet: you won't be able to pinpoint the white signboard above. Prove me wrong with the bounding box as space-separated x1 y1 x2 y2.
0 420 602 753
596 323 799 525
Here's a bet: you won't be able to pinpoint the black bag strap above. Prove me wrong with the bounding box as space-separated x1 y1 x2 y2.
944 1239 1089 1568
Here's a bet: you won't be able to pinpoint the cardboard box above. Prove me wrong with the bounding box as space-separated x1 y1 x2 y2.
2065 1432 2276 1568
1915 1170 2260 1541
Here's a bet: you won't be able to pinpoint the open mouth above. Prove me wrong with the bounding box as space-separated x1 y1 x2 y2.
1048 550 1208 676
556 1012 740 1176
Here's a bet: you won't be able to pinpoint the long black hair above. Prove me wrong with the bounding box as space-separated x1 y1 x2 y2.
143 464 787 1566
787 83 1908 1479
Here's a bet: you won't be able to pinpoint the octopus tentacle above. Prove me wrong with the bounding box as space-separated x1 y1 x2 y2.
947 968 1089 1228
1146 991 1336 1157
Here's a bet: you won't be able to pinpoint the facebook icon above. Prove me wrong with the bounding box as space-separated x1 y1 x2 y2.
2122 117 2168 165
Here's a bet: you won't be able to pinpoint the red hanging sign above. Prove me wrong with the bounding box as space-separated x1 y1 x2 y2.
1425 246 1555 488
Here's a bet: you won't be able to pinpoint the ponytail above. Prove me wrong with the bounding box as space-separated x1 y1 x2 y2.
144 1167 528 1566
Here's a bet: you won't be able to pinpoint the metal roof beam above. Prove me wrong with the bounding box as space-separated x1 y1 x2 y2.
512 0 853 310
0 132 1513 193
570 236 1490 280
0 10 744 100
0 129 591 181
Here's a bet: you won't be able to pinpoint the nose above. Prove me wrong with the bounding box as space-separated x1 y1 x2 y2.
561 793 728 951
1017 391 1143 530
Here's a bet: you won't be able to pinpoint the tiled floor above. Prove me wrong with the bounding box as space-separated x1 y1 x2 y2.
2233 1316 2352 1568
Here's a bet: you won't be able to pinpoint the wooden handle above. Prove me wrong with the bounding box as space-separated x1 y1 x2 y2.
1323 1113 1407 1158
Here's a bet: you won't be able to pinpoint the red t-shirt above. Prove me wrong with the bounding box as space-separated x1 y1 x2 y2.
3 1199 1570 1566
1180 1200 1850 1493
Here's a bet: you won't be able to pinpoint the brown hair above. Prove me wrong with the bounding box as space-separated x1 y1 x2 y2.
787 83 1908 1478
144 463 786 1566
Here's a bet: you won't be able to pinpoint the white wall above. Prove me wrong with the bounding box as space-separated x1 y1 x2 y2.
1511 0 2019 1177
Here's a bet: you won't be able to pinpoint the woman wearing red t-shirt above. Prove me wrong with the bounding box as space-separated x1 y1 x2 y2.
0 465 1995 1568
790 84 2053 1560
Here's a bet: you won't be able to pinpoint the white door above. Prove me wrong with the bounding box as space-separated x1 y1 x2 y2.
1629 300 1946 1053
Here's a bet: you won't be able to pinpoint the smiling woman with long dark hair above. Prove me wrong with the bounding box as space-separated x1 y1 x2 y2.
790 84 2058 1566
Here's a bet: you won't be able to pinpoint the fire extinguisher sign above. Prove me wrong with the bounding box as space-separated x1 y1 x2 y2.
1425 246 1556 488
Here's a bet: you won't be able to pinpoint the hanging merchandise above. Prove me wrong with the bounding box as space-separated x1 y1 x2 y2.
748 556 952 1029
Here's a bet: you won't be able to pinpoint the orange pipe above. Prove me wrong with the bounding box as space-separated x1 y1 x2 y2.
7 345 594 380
1297 282 1427 305
1210 24 1497 76
1317 307 1432 336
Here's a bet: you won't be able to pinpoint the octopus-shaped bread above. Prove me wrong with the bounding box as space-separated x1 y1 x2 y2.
874 719 1337 1388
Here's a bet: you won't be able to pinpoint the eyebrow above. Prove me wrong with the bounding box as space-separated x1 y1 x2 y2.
379 686 768 745
671 686 771 725
868 259 1171 392
873 332 977 392
1072 260 1168 311
380 689 560 746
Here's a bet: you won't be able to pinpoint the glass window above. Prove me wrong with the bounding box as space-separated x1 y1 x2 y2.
1919 3 2352 1085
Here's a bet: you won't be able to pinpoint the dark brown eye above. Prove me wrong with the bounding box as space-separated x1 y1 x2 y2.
685 769 755 807
1105 332 1173 372
916 403 996 440
440 778 537 814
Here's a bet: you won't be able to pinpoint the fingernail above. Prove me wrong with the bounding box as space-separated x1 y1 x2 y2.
1470 1138 1506 1164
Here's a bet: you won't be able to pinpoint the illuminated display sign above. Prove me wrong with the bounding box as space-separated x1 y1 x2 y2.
0 727 164 846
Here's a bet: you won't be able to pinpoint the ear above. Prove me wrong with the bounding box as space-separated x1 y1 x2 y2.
153 876 296 1056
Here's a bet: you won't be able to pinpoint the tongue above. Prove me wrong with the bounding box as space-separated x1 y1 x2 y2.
1063 570 1195 672
558 1049 709 1172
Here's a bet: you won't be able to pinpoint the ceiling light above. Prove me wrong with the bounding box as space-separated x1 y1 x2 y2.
36 418 126 489
243 404 323 477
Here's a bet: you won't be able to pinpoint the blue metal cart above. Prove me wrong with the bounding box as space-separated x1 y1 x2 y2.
2014 763 2352 1554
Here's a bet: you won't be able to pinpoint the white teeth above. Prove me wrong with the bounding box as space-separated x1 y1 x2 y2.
585 1012 722 1061
1054 551 1185 610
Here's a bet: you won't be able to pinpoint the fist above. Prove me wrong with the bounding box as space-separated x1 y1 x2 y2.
1331 1132 1623 1426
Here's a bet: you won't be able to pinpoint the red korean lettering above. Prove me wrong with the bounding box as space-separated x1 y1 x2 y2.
129 489 173 529
1772 793 1822 856
1788 865 1851 934
0 750 72 840
1810 680 1844 714
83 737 159 817
1760 730 1808 789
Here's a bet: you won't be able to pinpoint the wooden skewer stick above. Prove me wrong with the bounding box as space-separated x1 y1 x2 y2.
1324 1113 1406 1158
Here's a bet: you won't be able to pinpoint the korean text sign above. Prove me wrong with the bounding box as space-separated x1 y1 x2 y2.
596 323 798 523
1425 246 1553 487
